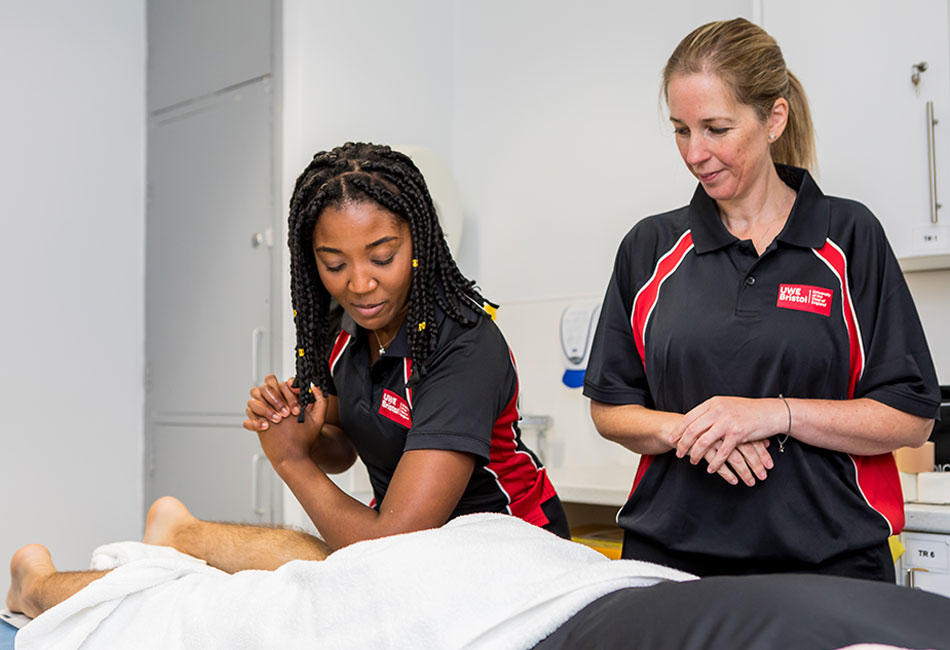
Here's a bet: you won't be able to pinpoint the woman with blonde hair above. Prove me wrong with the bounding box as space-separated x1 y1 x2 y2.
584 18 939 581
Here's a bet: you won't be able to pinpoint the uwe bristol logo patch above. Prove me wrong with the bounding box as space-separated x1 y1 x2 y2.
776 283 834 317
379 389 412 428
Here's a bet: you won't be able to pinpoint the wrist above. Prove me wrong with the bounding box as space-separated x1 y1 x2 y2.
658 415 681 451
274 454 320 482
776 395 792 435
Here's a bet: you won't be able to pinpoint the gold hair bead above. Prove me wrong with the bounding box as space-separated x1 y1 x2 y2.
298 348 305 357
417 322 426 331
293 309 297 318
412 259 419 268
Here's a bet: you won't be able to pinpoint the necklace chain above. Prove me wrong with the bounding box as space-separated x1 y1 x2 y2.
373 329 396 355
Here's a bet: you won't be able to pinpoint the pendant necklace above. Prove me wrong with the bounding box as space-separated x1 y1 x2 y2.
373 329 395 356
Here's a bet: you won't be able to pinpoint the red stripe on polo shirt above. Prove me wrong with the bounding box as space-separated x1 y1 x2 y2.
812 240 865 398
630 231 695 367
328 330 353 376
813 241 899 533
403 358 413 409
849 454 902 535
628 454 655 500
485 349 557 526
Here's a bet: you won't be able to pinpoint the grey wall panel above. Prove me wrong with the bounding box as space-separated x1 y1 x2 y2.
148 0 272 111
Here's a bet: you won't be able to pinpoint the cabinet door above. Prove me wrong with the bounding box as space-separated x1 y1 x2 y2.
145 77 278 523
147 422 277 524
763 0 950 264
901 530 950 597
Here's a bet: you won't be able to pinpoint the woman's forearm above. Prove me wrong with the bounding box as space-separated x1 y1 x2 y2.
784 397 933 455
275 456 382 550
310 424 358 474
589 401 680 455
276 448 474 551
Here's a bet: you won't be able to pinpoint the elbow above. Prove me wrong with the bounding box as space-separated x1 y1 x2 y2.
588 400 614 441
906 417 936 449
317 448 358 475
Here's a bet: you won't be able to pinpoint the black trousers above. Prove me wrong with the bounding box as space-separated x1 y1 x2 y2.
621 530 896 582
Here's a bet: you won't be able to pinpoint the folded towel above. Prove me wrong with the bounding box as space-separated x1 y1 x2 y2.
89 541 208 571
16 513 695 650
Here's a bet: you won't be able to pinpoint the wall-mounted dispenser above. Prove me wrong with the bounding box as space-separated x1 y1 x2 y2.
560 301 601 388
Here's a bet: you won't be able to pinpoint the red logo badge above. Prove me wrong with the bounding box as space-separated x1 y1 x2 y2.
776 284 834 317
379 389 412 428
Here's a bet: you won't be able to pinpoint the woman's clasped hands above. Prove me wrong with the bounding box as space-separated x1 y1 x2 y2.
242 374 327 470
667 396 788 487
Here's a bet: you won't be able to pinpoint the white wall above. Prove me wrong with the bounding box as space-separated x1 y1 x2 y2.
0 0 146 584
451 1 756 486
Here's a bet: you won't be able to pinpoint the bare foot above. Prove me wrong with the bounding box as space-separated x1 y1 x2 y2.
7 544 56 618
143 496 197 547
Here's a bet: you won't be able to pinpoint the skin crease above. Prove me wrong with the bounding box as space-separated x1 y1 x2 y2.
242 200 476 551
590 70 933 483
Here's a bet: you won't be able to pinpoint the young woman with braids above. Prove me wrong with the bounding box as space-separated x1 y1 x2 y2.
584 19 939 582
241 142 568 551
5 143 566 621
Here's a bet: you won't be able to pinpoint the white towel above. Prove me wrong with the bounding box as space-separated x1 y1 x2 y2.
16 513 695 650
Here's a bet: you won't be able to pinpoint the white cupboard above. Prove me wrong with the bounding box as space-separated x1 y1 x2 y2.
763 0 950 270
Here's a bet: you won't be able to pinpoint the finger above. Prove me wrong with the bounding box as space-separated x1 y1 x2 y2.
712 452 739 486
675 420 709 458
703 429 743 474
260 376 291 417
243 407 269 431
247 397 283 424
287 376 301 395
737 444 767 481
279 380 299 415
749 440 774 472
306 386 329 425
726 449 756 486
670 402 708 447
686 427 722 465
716 466 739 485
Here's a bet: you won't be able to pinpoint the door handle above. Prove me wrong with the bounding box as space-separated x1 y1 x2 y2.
906 566 930 588
926 101 941 223
251 328 264 385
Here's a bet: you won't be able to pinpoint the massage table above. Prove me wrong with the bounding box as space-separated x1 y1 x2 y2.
4 514 949 649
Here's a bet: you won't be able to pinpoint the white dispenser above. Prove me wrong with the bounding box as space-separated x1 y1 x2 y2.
559 302 601 388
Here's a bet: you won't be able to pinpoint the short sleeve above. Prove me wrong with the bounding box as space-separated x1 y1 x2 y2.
847 208 940 418
583 228 655 407
404 318 515 461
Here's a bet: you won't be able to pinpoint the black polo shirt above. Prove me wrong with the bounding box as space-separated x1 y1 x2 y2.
584 165 940 564
327 303 557 525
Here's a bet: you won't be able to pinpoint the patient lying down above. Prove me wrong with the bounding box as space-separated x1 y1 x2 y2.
7 500 950 650
8 496 331 619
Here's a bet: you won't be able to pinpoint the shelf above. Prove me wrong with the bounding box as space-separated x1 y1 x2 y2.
899 254 950 272
905 502 950 534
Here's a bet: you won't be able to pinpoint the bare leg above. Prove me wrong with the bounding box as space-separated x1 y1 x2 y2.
6 545 108 618
143 496 330 572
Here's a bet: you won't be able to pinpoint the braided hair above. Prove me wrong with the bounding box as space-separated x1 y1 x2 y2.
288 142 494 418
